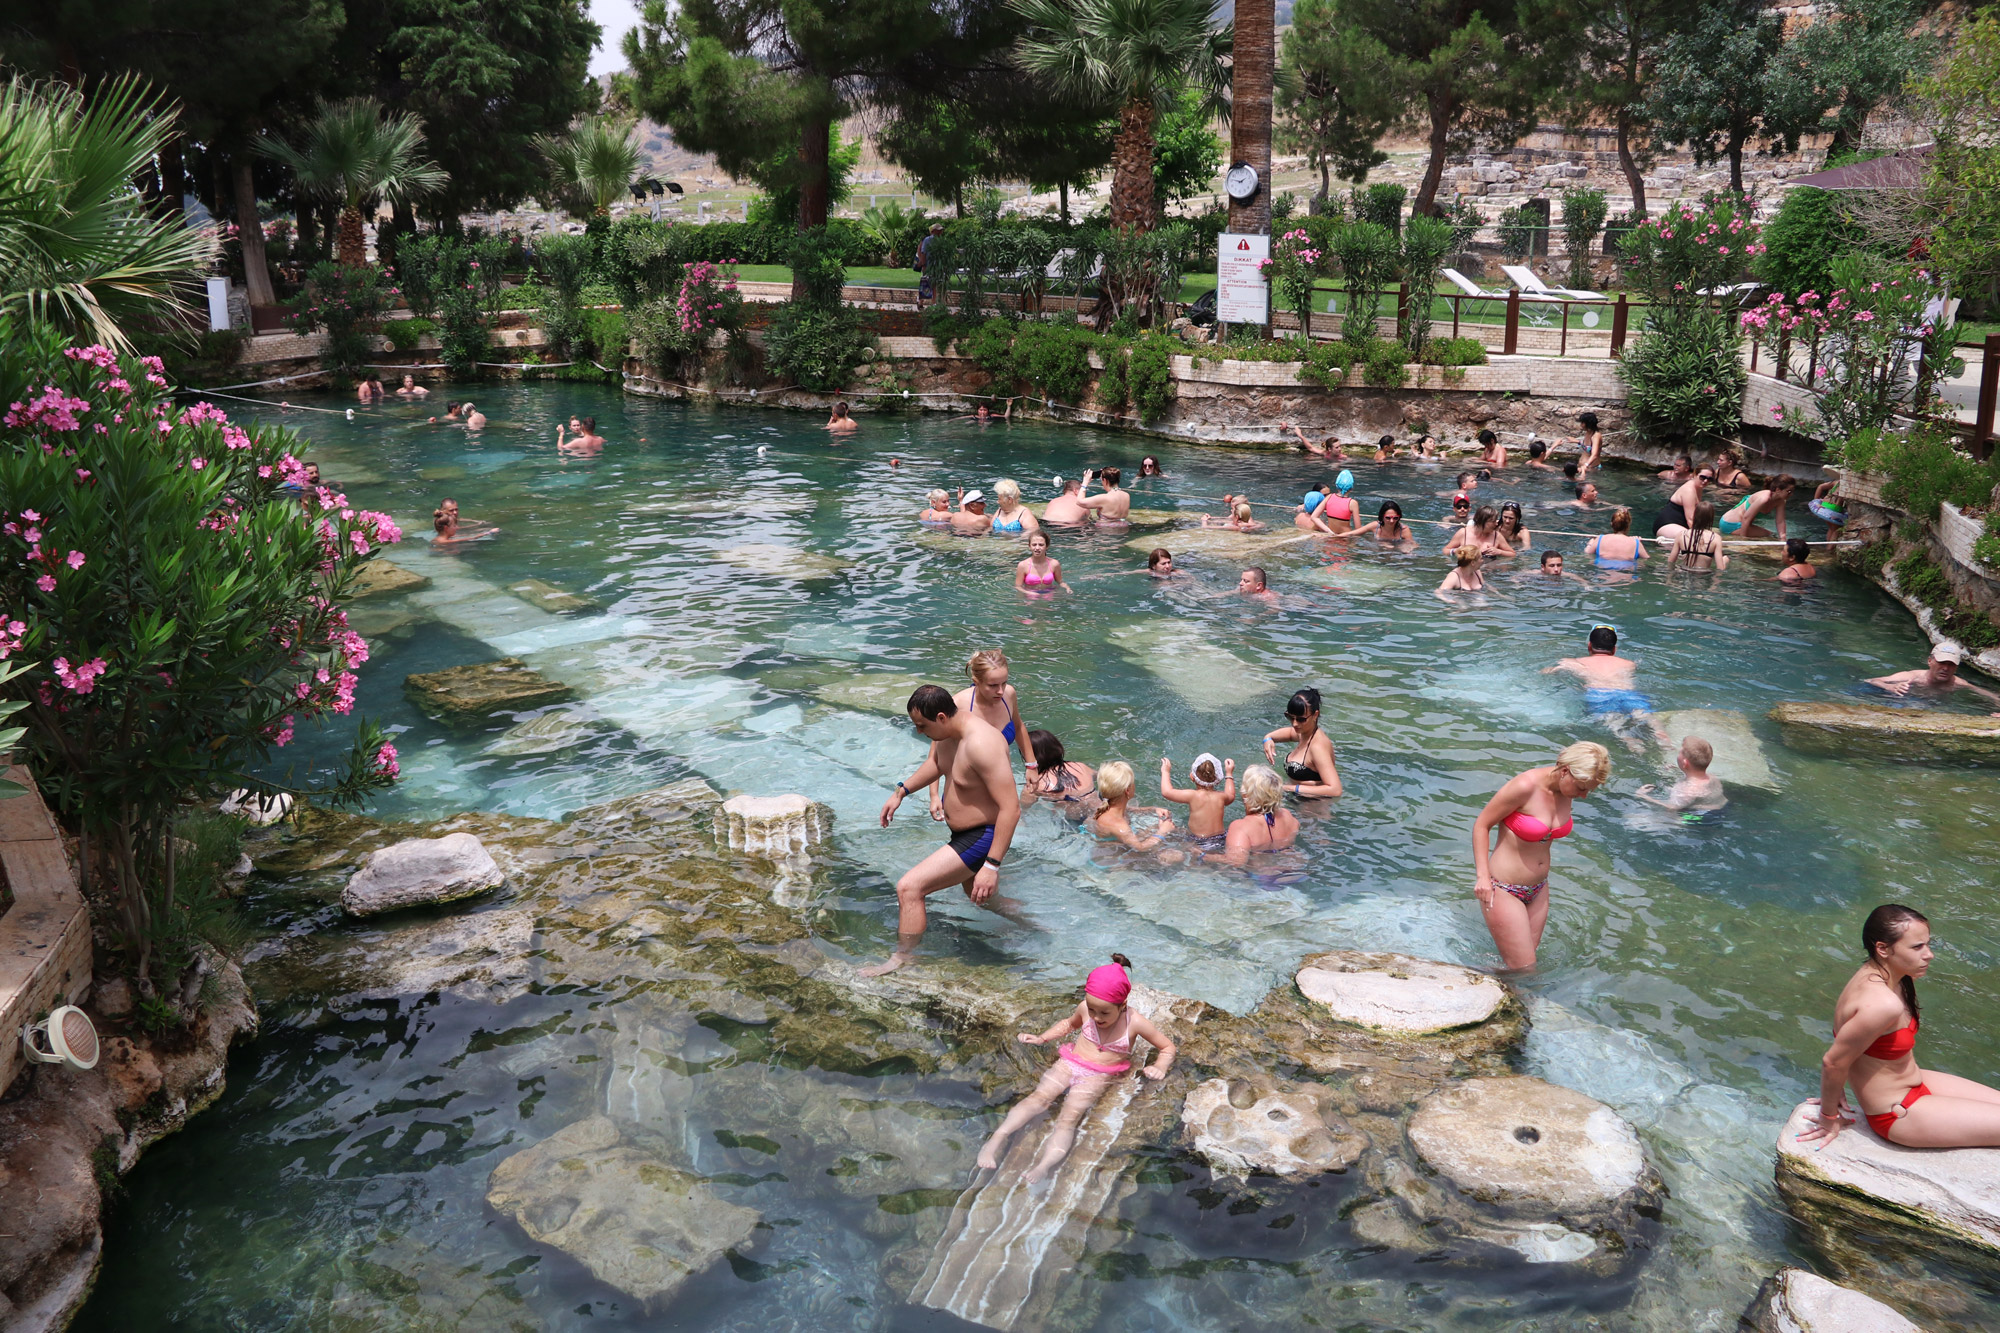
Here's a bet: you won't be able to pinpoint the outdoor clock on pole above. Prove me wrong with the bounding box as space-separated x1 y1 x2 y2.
1225 162 1260 203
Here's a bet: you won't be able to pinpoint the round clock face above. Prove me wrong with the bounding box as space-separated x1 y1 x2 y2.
1225 163 1260 202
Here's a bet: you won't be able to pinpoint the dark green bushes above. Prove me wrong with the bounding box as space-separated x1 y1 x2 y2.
1834 426 2000 520
1893 548 2000 651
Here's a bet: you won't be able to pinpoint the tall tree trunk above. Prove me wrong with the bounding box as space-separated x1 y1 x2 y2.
1726 129 1747 196
792 114 832 302
338 204 368 267
1108 97 1159 232
161 134 186 219
1824 96 1870 165
1616 109 1646 220
1059 180 1069 224
296 199 318 262
1414 90 1454 217
1228 0 1275 236
232 155 278 308
1318 158 1331 210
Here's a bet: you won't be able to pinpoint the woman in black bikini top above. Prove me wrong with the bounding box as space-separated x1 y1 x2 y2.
1260 687 1343 799
1668 502 1731 572
1023 730 1099 821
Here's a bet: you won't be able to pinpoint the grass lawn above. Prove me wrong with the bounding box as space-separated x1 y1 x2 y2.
1958 319 1999 348
734 264 920 288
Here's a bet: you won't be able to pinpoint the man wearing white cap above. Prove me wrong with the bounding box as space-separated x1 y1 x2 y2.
951 490 993 534
1865 643 2000 709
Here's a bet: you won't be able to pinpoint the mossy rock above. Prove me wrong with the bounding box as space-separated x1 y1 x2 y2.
405 657 574 724
349 559 431 598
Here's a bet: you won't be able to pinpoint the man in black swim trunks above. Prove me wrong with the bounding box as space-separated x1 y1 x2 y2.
866 684 1022 976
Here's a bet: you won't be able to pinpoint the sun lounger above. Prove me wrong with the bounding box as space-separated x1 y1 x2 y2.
1501 264 1604 301
1443 268 1505 299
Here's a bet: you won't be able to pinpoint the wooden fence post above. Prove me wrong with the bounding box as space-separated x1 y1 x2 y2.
1503 290 1520 357
1610 294 1628 359
1975 333 1999 463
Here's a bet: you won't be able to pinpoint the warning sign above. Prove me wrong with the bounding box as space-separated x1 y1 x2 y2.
1217 232 1270 325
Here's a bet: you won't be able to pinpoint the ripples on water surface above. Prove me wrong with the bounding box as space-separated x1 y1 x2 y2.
75 383 2000 1330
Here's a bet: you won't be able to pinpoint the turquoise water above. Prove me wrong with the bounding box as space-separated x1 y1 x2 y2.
74 382 2000 1330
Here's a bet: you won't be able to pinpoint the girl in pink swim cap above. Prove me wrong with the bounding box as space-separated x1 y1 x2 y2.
975 953 1178 1182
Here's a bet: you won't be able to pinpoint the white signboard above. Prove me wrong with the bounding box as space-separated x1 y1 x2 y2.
1217 232 1270 325
205 276 231 332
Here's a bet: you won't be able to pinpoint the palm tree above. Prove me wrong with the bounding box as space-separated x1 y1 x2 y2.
1011 0 1229 231
0 76 216 350
1227 0 1274 236
535 117 641 219
264 98 447 267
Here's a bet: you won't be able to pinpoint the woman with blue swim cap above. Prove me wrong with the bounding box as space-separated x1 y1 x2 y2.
1314 470 1360 534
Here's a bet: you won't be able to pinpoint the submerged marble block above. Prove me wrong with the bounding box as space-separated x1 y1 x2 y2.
404 657 575 723
1653 707 1781 790
1744 1268 1922 1333
1777 1099 2000 1255
1181 1078 1366 1180
1295 951 1514 1037
1770 701 2000 762
341 832 504 917
506 577 597 614
349 558 431 598
712 542 849 580
486 1114 758 1309
1408 1076 1653 1220
720 794 830 857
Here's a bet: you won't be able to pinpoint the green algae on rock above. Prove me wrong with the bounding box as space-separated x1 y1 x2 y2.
348 558 431 598
404 657 575 724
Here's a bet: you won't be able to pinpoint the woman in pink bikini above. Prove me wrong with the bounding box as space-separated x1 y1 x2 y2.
1470 741 1610 970
975 954 1177 1182
1013 531 1068 596
1797 904 2000 1149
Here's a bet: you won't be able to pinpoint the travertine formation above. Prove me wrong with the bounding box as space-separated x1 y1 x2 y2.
1743 1268 1923 1333
1770 701 2000 762
720 794 830 857
340 832 504 916
403 657 574 723
1295 951 1512 1036
1776 1099 2000 1255
1181 1078 1366 1179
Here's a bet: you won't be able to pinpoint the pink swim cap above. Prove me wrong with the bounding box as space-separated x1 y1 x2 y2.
1085 962 1131 1006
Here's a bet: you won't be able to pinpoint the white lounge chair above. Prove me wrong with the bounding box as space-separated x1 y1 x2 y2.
1443 268 1505 299
1502 264 1604 301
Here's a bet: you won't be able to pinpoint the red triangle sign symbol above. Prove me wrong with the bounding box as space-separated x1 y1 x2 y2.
1237 240 1250 250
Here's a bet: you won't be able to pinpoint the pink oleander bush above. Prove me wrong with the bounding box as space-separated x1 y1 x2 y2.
1615 198 1763 442
1 319 401 982
1259 229 1326 339
628 259 746 380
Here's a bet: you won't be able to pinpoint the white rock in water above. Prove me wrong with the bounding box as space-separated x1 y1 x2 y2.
221 789 292 826
341 832 504 917
1181 1079 1365 1179
1777 1099 2000 1253
1409 1076 1649 1214
1295 951 1509 1035
1746 1268 1922 1333
486 1115 759 1308
721 794 829 856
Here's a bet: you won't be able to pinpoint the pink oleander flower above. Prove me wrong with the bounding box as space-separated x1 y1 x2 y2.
65 550 84 569
190 457 207 470
53 656 107 694
268 714 294 747
374 741 400 778
0 618 26 658
35 574 55 592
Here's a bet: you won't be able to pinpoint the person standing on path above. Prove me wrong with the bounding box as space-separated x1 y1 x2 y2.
868 685 1022 976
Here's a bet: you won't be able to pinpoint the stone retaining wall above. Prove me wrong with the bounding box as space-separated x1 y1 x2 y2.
0 765 91 1096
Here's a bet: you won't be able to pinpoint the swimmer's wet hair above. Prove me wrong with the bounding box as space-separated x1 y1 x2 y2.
1028 729 1065 768
1681 736 1713 768
1456 546 1481 567
1556 740 1611 785
1378 435 1395 449
1240 764 1282 813
1473 504 1498 528
1234 501 1252 521
1148 547 1172 568
1588 625 1617 652
1578 412 1599 430
1540 550 1561 567
1110 952 1132 968
968 648 1009 681
1478 429 1496 446
1244 566 1267 588
907 684 957 719
1529 440 1546 457
929 489 949 506
1785 537 1810 561
1862 905 1928 1020
1101 466 1121 486
1562 462 1578 478
1096 760 1135 801
580 416 596 431
1287 687 1322 718
1611 507 1632 533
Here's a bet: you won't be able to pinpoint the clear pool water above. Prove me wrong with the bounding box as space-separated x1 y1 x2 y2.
73 382 2000 1330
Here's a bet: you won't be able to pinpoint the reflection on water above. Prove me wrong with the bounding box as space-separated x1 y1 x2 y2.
75 384 2000 1330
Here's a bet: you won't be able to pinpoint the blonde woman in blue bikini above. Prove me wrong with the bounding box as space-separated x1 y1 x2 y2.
1471 742 1610 970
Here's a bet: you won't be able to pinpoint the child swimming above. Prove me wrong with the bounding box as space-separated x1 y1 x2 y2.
975 954 1177 1181
1159 753 1235 850
1089 761 1176 851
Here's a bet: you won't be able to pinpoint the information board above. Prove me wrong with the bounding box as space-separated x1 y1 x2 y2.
1216 232 1270 325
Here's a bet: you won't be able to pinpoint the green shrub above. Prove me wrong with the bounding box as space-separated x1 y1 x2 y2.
1332 221 1398 344
381 318 434 351
583 307 629 363
1894 549 2000 651
763 303 873 392
1497 206 1544 263
1422 336 1487 367
1834 425 2000 519
1127 336 1176 420
1756 187 1861 298
1296 338 1361 389
1399 215 1455 357
1013 322 1095 404
1096 345 1130 412
959 318 1021 386
1560 186 1609 291
1857 538 1894 579
1352 183 1406 234
1617 309 1745 441
1362 335 1411 388
435 283 490 378
287 261 390 380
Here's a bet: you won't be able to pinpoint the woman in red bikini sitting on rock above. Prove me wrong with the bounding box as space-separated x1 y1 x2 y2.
1798 904 2000 1149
